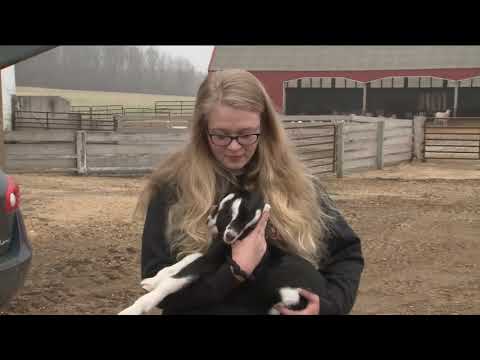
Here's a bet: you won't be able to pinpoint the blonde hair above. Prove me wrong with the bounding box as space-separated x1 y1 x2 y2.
136 69 334 267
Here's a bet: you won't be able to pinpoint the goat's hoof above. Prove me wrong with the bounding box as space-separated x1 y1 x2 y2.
118 306 143 315
268 307 281 315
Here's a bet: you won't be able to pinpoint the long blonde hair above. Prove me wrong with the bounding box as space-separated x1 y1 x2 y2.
136 69 334 267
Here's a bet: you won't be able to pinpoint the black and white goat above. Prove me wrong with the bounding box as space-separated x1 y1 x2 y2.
118 191 326 315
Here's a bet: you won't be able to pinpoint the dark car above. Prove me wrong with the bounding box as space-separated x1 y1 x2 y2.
0 169 31 308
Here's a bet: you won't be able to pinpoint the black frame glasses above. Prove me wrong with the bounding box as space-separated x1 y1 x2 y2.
207 132 261 147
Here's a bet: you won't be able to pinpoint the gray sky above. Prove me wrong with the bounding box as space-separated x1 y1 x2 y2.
154 46 214 73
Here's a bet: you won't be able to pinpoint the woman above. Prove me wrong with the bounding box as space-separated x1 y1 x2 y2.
137 69 364 315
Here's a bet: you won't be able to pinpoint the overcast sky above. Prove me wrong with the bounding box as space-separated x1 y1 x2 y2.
154 46 214 73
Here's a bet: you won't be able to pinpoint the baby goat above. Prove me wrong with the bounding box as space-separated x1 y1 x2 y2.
119 190 325 315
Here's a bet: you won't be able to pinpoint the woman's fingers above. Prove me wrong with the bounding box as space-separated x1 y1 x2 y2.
274 289 321 315
276 305 299 315
299 288 320 304
256 203 270 236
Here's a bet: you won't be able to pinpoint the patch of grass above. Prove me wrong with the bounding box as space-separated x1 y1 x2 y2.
16 87 196 108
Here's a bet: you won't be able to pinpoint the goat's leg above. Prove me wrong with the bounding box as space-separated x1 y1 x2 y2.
140 253 203 292
119 252 203 315
268 287 302 315
119 275 197 315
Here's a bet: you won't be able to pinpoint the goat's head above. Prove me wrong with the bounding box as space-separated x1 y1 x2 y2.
207 191 268 245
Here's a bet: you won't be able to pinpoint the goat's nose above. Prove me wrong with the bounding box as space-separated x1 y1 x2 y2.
224 231 236 244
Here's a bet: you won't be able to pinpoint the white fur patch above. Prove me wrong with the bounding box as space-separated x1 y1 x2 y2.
119 275 195 315
245 208 262 229
230 198 242 223
279 287 301 307
140 252 202 292
218 193 235 212
268 307 280 315
233 208 261 241
223 198 242 243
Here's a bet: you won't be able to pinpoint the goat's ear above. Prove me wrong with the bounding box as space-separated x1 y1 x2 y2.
206 205 217 225
249 192 265 211
209 205 218 217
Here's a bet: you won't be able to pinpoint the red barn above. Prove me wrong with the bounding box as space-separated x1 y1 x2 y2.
208 46 480 118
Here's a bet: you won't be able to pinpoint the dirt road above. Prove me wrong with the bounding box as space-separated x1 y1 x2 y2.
2 160 479 314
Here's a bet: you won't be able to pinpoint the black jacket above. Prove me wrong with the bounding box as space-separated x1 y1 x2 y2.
141 184 364 315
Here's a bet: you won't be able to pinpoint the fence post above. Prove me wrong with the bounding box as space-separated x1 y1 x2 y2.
76 130 87 175
453 81 459 117
335 122 344 178
362 83 367 115
413 116 426 161
46 112 49 129
376 120 385 169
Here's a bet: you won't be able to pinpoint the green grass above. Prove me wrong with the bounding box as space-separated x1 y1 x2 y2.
16 87 196 108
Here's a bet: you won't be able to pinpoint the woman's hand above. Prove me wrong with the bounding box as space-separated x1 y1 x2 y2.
275 289 321 315
231 204 270 276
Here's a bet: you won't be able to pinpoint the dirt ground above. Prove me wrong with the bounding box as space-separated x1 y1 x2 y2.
1 160 479 315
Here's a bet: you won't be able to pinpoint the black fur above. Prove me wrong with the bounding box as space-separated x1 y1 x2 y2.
172 191 264 280
165 190 326 313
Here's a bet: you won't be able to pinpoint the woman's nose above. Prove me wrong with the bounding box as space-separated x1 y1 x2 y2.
227 138 242 150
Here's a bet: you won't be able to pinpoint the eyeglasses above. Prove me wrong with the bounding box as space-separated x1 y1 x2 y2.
208 132 261 147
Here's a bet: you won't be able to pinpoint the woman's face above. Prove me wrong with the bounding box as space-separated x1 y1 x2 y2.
207 104 261 173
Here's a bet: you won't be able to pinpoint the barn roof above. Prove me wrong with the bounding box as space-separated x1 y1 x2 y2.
209 46 480 72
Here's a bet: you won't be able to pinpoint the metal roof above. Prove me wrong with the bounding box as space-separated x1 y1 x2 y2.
209 46 480 71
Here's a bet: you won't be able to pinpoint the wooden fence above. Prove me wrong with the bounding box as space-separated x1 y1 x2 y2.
4 115 417 176
5 130 78 173
4 126 336 176
424 124 480 160
82 130 188 173
4 129 187 174
338 118 413 175
283 122 336 175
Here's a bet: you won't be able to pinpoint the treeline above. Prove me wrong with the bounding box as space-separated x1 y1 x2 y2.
15 46 206 96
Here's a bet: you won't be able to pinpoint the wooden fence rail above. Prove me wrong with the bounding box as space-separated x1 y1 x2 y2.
5 115 417 176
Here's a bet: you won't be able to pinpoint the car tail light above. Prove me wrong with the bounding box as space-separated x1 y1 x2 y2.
5 176 20 214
